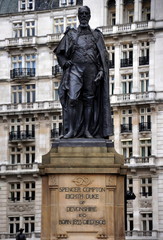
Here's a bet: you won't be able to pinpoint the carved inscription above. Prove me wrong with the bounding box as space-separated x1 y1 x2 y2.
58 178 106 227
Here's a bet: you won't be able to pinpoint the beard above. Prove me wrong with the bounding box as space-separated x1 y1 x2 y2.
79 18 89 28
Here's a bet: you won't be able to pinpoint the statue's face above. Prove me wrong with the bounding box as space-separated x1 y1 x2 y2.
78 8 90 27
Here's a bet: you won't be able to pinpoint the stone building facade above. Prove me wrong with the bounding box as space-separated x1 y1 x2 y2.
0 0 163 239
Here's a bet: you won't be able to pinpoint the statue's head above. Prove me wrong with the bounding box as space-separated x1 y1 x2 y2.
78 6 91 28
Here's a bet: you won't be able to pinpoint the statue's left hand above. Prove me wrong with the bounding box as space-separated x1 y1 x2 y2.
94 71 103 84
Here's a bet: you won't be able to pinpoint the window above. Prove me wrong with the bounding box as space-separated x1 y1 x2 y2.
9 183 21 202
139 107 151 131
9 117 35 141
128 10 134 23
11 84 35 104
10 119 21 132
111 12 116 25
140 178 152 197
25 21 35 36
24 182 35 201
107 45 115 68
25 146 35 164
24 216 35 233
25 117 35 138
10 147 21 164
11 85 22 104
53 82 59 101
141 213 153 232
28 0 34 9
51 115 63 138
122 140 133 158
60 0 76 6
25 54 36 70
140 72 149 92
11 54 36 78
26 84 35 103
142 8 150 21
67 16 77 29
140 139 151 157
19 0 34 11
54 18 64 33
12 55 22 69
9 217 20 234
8 182 35 203
13 22 23 38
121 44 133 67
110 75 114 95
121 109 132 133
121 74 133 94
127 178 133 192
127 213 133 231
139 42 149 65
21 0 26 10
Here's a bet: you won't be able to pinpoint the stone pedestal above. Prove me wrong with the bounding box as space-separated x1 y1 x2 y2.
39 139 127 240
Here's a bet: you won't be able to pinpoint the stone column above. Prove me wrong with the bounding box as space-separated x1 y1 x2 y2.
103 0 108 26
116 0 124 25
150 0 156 20
132 41 139 93
150 106 157 156
152 176 159 232
149 38 155 91
134 0 142 22
132 177 141 233
1 118 9 164
132 107 139 157
114 43 121 95
113 107 121 154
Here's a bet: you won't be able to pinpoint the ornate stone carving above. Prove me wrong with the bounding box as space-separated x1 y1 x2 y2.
107 175 116 186
9 204 34 212
97 234 108 239
49 175 57 186
127 200 133 208
72 176 93 186
57 234 68 239
140 199 152 208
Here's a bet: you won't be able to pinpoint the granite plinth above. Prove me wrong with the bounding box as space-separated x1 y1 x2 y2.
40 139 127 240
52 138 114 147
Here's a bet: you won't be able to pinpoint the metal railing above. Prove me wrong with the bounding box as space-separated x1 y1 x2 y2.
10 68 35 79
121 124 132 133
120 58 133 67
0 232 41 239
139 56 149 65
139 122 151 131
9 130 35 141
52 65 63 76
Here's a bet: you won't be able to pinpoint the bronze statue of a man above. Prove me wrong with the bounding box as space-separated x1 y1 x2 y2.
16 229 26 240
54 6 113 139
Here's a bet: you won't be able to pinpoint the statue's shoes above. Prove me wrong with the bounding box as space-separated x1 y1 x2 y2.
84 130 93 138
63 131 74 139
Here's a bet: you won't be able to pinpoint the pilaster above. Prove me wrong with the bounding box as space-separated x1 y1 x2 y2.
113 107 121 154
152 176 159 231
149 38 155 91
116 0 124 25
132 177 141 231
134 0 142 22
114 42 121 94
150 105 157 156
132 41 139 93
131 107 139 157
150 0 156 20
